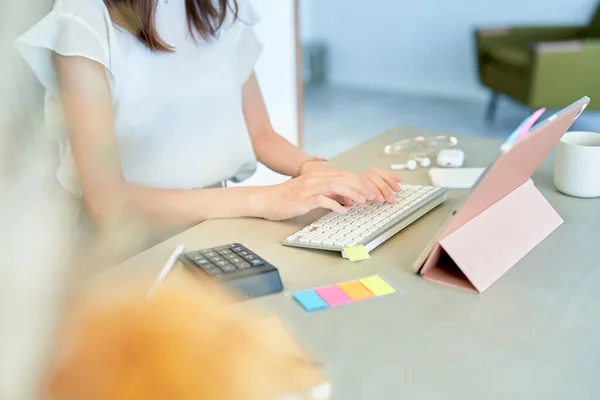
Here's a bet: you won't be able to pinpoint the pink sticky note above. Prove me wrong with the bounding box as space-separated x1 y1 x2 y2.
315 285 352 307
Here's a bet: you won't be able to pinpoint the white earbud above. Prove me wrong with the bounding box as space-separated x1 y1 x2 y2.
413 156 431 168
390 159 418 171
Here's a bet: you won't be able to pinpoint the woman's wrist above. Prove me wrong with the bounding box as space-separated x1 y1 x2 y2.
245 186 272 218
298 159 331 176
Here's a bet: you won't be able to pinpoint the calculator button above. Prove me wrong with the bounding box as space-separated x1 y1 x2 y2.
232 246 244 252
215 260 229 268
244 255 256 261
218 249 233 255
194 258 210 266
220 264 237 273
237 262 251 269
205 267 222 276
210 256 224 262
238 250 249 256
200 249 214 255
232 259 248 268
204 252 217 258
251 259 265 267
230 257 242 263
224 254 237 260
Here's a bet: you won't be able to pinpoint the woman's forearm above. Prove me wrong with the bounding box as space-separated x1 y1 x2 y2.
88 184 266 229
252 132 311 177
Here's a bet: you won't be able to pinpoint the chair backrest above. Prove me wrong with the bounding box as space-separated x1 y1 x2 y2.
586 0 600 37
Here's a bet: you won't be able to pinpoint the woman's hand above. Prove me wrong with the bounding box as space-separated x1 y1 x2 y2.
252 171 377 221
361 166 403 203
301 161 402 205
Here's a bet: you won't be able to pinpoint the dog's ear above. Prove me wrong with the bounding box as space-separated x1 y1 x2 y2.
45 275 330 400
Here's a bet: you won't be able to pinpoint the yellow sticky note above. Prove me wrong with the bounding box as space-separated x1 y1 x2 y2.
360 276 396 297
343 245 371 262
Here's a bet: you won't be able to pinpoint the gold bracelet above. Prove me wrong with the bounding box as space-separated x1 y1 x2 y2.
295 156 327 177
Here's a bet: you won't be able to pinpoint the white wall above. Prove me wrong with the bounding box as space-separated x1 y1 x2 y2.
235 0 298 186
303 0 598 100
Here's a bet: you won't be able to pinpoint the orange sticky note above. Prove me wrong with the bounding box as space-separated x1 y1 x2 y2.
360 276 396 297
338 281 374 301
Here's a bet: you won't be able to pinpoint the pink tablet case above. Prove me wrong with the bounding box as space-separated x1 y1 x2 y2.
416 98 590 293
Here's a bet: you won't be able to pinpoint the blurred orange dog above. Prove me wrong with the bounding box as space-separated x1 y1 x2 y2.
46 275 331 400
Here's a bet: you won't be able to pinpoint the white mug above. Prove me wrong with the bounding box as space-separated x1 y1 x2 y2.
554 131 600 198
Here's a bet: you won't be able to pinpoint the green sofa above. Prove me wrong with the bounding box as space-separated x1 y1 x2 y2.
476 2 600 121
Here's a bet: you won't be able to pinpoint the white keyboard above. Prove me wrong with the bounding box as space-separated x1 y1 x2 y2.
282 185 448 255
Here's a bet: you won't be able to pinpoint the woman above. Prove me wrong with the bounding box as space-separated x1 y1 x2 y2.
16 0 401 233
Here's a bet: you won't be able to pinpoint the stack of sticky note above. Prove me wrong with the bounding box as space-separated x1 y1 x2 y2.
292 275 396 312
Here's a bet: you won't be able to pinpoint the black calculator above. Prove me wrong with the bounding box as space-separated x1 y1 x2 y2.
179 243 284 299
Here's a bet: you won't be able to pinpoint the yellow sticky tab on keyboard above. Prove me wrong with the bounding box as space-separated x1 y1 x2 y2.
360 276 396 297
343 245 371 262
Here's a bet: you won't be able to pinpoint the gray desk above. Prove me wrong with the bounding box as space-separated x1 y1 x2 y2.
113 127 600 400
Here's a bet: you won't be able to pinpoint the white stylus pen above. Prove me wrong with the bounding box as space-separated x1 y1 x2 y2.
146 244 185 300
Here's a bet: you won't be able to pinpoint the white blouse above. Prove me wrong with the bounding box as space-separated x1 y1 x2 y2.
16 0 262 195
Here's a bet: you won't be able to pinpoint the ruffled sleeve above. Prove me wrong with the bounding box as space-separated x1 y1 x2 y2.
233 0 263 85
13 0 119 196
14 0 116 97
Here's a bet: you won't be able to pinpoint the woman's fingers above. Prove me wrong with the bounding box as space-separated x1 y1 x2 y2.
331 195 354 207
365 172 395 203
325 181 366 204
300 167 400 207
313 195 347 214
371 167 402 192
335 171 376 200
303 175 368 204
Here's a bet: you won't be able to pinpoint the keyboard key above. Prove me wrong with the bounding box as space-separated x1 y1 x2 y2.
334 238 351 247
299 232 319 243
310 234 330 244
338 228 353 236
320 213 335 221
323 237 336 246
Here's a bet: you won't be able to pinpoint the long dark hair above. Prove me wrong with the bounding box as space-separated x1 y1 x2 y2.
104 0 239 52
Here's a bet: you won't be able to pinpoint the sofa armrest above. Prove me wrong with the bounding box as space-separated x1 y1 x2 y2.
529 39 600 106
476 26 583 49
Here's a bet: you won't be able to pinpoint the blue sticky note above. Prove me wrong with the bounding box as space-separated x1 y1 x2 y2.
293 290 328 312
